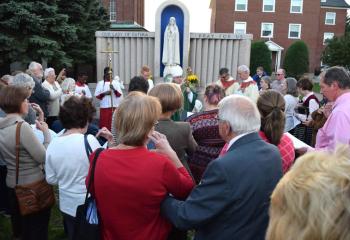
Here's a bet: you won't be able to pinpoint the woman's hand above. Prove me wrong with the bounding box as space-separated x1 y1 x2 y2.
35 120 49 133
31 103 44 122
96 127 114 144
149 131 183 168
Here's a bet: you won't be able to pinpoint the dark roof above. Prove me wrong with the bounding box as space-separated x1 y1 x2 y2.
321 0 350 8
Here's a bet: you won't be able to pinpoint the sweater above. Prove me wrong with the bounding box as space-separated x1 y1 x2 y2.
45 134 101 217
87 147 194 240
42 80 63 117
0 115 50 188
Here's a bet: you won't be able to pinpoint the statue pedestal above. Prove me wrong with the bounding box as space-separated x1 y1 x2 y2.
163 65 183 79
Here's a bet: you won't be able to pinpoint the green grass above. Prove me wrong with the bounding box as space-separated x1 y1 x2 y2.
0 187 67 240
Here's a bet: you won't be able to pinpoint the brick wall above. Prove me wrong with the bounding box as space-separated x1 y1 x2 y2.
211 0 348 72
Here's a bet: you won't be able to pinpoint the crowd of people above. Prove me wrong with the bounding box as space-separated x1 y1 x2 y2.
0 61 350 240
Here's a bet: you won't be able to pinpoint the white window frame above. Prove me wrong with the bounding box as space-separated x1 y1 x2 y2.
261 22 274 38
325 12 336 25
263 0 275 12
288 24 302 39
234 21 247 34
235 0 248 12
290 0 303 14
323 32 334 45
321 0 326 2
109 0 117 22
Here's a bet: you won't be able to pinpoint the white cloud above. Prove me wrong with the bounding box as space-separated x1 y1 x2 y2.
144 0 211 33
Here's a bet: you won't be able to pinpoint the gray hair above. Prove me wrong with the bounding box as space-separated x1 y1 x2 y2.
323 66 350 89
218 95 260 135
61 78 76 92
44 67 55 79
0 75 14 85
28 61 40 73
10 73 35 89
238 65 250 74
285 77 298 97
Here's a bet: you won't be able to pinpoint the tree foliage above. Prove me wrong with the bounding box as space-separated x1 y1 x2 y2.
57 0 109 65
283 40 309 78
0 0 109 68
0 1 77 67
322 34 350 69
250 41 272 75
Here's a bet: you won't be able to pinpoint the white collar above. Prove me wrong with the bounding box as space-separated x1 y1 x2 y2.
226 131 254 150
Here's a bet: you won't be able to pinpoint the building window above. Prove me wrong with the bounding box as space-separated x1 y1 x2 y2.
323 32 334 45
234 22 247 34
290 0 303 13
263 0 275 12
235 0 248 11
261 23 274 38
288 24 301 39
321 0 326 2
325 12 336 25
109 0 116 22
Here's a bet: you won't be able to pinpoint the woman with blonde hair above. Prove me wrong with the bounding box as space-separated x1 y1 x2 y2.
87 92 194 240
257 90 295 173
266 145 350 240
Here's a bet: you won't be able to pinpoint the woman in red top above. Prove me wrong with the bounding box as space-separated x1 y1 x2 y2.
87 92 194 240
257 90 295 174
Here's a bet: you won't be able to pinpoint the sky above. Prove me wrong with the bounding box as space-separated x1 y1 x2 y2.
144 0 212 33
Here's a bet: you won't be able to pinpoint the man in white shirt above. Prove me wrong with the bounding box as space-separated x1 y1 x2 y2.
237 65 259 103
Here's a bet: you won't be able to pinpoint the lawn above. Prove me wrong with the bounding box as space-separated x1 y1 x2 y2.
0 192 67 240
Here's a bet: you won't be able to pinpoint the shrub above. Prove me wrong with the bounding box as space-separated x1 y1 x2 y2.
250 41 272 75
283 40 309 79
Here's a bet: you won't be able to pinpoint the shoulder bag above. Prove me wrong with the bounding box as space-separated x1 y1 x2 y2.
14 121 55 216
74 147 104 240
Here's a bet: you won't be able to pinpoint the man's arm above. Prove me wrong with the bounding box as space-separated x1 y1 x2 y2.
161 160 232 230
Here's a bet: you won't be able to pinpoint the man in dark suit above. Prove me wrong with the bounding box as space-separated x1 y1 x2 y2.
27 61 50 118
161 95 283 240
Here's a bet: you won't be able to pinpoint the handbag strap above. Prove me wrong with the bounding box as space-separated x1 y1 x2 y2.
84 134 93 160
84 148 104 202
15 121 24 186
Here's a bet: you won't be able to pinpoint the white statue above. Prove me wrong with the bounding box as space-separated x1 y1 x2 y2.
162 17 180 66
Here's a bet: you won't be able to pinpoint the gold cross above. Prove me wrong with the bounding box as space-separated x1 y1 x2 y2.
100 40 119 108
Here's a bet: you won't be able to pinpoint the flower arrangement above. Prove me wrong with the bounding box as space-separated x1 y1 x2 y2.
186 67 199 88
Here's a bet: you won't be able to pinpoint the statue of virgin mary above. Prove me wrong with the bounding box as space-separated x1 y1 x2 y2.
162 17 180 66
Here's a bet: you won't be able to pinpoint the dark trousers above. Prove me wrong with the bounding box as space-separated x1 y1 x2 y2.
0 165 10 214
8 188 51 240
62 211 76 240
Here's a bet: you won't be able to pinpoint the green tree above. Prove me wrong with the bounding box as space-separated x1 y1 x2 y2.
283 40 309 78
0 1 77 67
322 35 350 69
250 41 272 75
57 0 109 65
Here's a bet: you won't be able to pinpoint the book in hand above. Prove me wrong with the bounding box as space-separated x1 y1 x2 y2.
285 132 314 150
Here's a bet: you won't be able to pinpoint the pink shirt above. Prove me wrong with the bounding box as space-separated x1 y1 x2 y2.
316 92 350 150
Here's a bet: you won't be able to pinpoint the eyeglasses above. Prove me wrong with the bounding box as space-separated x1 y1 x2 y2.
276 74 283 76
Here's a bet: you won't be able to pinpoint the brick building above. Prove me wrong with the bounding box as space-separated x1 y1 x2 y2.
100 0 144 26
210 0 349 72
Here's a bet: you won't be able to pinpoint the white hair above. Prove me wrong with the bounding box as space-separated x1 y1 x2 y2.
238 65 250 74
61 78 76 92
10 73 35 89
28 61 40 72
44 67 55 79
218 95 260 135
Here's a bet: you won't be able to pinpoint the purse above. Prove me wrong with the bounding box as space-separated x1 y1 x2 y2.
74 147 104 240
14 122 55 216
